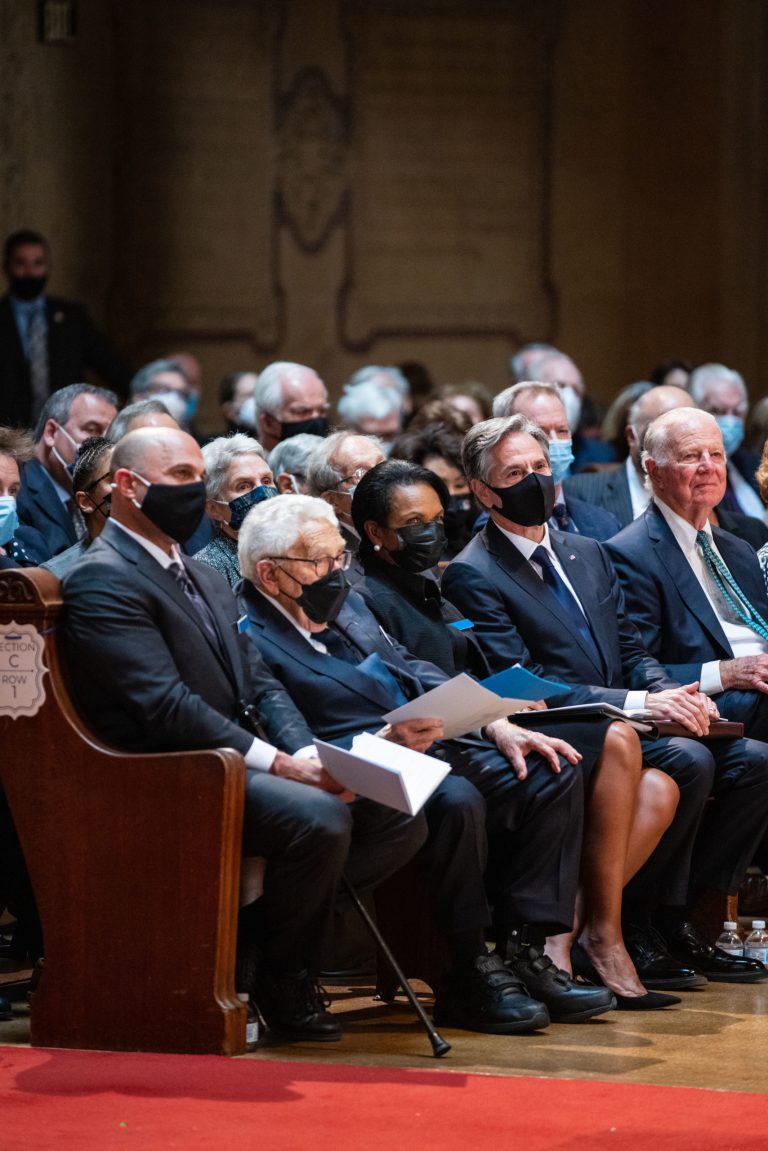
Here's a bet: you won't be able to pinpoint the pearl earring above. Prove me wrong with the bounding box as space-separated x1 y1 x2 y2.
373 544 381 552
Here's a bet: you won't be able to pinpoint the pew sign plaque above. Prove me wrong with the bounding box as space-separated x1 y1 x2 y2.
0 622 48 718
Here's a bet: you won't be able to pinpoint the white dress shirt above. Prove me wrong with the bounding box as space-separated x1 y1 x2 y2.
494 520 646 710
653 499 767 693
626 458 651 520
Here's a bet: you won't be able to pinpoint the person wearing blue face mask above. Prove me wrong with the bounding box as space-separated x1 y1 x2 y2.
689 363 767 524
490 382 621 542
15 383 118 564
0 426 37 569
128 357 201 437
194 433 278 587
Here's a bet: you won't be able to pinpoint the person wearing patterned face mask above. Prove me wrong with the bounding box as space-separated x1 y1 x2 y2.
492 382 620 542
194 434 278 587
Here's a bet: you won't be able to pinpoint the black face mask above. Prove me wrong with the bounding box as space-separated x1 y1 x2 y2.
294 568 351 624
487 471 556 527
10 274 48 301
132 473 207 541
392 520 447 574
280 416 329 441
443 495 478 550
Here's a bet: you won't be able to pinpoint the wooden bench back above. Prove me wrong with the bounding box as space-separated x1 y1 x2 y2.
0 568 247 1054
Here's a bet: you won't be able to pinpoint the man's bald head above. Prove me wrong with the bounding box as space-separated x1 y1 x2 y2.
626 385 695 471
112 425 202 477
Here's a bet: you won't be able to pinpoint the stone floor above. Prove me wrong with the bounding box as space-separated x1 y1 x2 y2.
3 978 766 1093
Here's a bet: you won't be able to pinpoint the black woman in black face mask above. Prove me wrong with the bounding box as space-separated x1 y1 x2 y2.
351 459 491 680
194 434 279 588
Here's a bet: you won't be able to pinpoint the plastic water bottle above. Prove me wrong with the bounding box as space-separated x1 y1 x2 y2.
237 992 260 1050
744 920 768 964
715 921 743 956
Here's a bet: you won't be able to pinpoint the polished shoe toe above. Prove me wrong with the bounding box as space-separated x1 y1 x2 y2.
434 953 550 1034
624 924 707 990
664 921 768 984
509 944 616 1023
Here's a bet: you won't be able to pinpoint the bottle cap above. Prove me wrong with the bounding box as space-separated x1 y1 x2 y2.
723 921 737 930
751 920 766 930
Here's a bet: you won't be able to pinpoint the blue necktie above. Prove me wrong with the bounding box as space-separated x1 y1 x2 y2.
531 545 602 667
696 530 768 643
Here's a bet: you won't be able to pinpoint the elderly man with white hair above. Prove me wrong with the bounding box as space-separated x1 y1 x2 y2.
524 350 615 470
236 493 616 1030
252 362 330 452
337 381 403 447
194 433 277 586
268 432 325 495
689 363 765 521
345 364 412 417
306 430 385 560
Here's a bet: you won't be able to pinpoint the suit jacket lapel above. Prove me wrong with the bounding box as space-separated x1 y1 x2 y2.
485 521 605 677
645 505 733 656
244 592 399 713
607 469 634 526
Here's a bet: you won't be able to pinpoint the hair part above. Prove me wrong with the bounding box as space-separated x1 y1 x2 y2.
461 415 550 484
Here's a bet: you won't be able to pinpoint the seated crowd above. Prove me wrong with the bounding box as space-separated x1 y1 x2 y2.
5 325 768 1045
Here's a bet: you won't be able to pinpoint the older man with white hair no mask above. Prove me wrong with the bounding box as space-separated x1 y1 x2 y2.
607 407 768 743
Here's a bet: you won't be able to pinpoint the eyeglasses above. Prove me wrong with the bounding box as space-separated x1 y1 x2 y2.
272 549 352 578
335 467 368 490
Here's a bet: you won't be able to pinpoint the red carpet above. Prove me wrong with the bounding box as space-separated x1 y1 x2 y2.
2 1045 765 1151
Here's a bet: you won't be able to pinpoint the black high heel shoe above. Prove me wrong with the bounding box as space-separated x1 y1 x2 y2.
571 943 681 1011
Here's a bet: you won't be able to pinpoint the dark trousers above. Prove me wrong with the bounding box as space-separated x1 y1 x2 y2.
438 736 585 936
240 770 426 972
626 735 768 911
715 689 768 744
423 774 490 935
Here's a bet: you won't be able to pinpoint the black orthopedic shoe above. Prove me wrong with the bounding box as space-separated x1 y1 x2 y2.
433 953 550 1035
250 967 342 1042
623 924 708 990
663 921 768 984
505 942 616 1023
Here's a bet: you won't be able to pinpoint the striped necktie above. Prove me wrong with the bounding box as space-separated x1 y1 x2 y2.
696 529 768 643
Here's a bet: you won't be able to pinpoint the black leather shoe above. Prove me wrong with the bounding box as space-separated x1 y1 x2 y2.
624 924 707 989
664 921 768 984
0 996 12 1021
251 968 342 1042
507 943 616 1022
434 953 550 1034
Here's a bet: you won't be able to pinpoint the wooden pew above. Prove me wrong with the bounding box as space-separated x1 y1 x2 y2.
0 568 247 1055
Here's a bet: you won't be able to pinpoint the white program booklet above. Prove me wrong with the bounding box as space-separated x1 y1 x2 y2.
315 732 451 815
382 672 527 740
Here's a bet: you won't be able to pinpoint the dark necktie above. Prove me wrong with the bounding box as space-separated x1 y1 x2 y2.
696 530 768 642
26 305 50 422
550 502 574 533
169 562 221 646
315 626 359 664
531 545 603 666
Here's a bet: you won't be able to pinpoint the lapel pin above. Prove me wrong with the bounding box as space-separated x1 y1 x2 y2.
569 554 576 561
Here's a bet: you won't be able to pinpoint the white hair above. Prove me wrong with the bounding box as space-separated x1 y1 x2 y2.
337 382 402 427
268 433 325 478
305 430 382 496
689 363 748 412
492 381 560 418
346 365 410 397
508 343 559 383
201 433 268 500
238 493 338 582
253 361 324 420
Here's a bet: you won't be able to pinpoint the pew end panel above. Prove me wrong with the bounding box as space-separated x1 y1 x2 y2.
0 568 248 1055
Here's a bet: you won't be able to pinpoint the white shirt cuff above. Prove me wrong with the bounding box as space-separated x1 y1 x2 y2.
624 690 648 711
294 744 317 760
699 661 723 694
245 737 278 772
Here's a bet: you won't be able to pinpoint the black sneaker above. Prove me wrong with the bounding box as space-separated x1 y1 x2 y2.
251 967 342 1042
507 943 616 1023
433 953 550 1034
